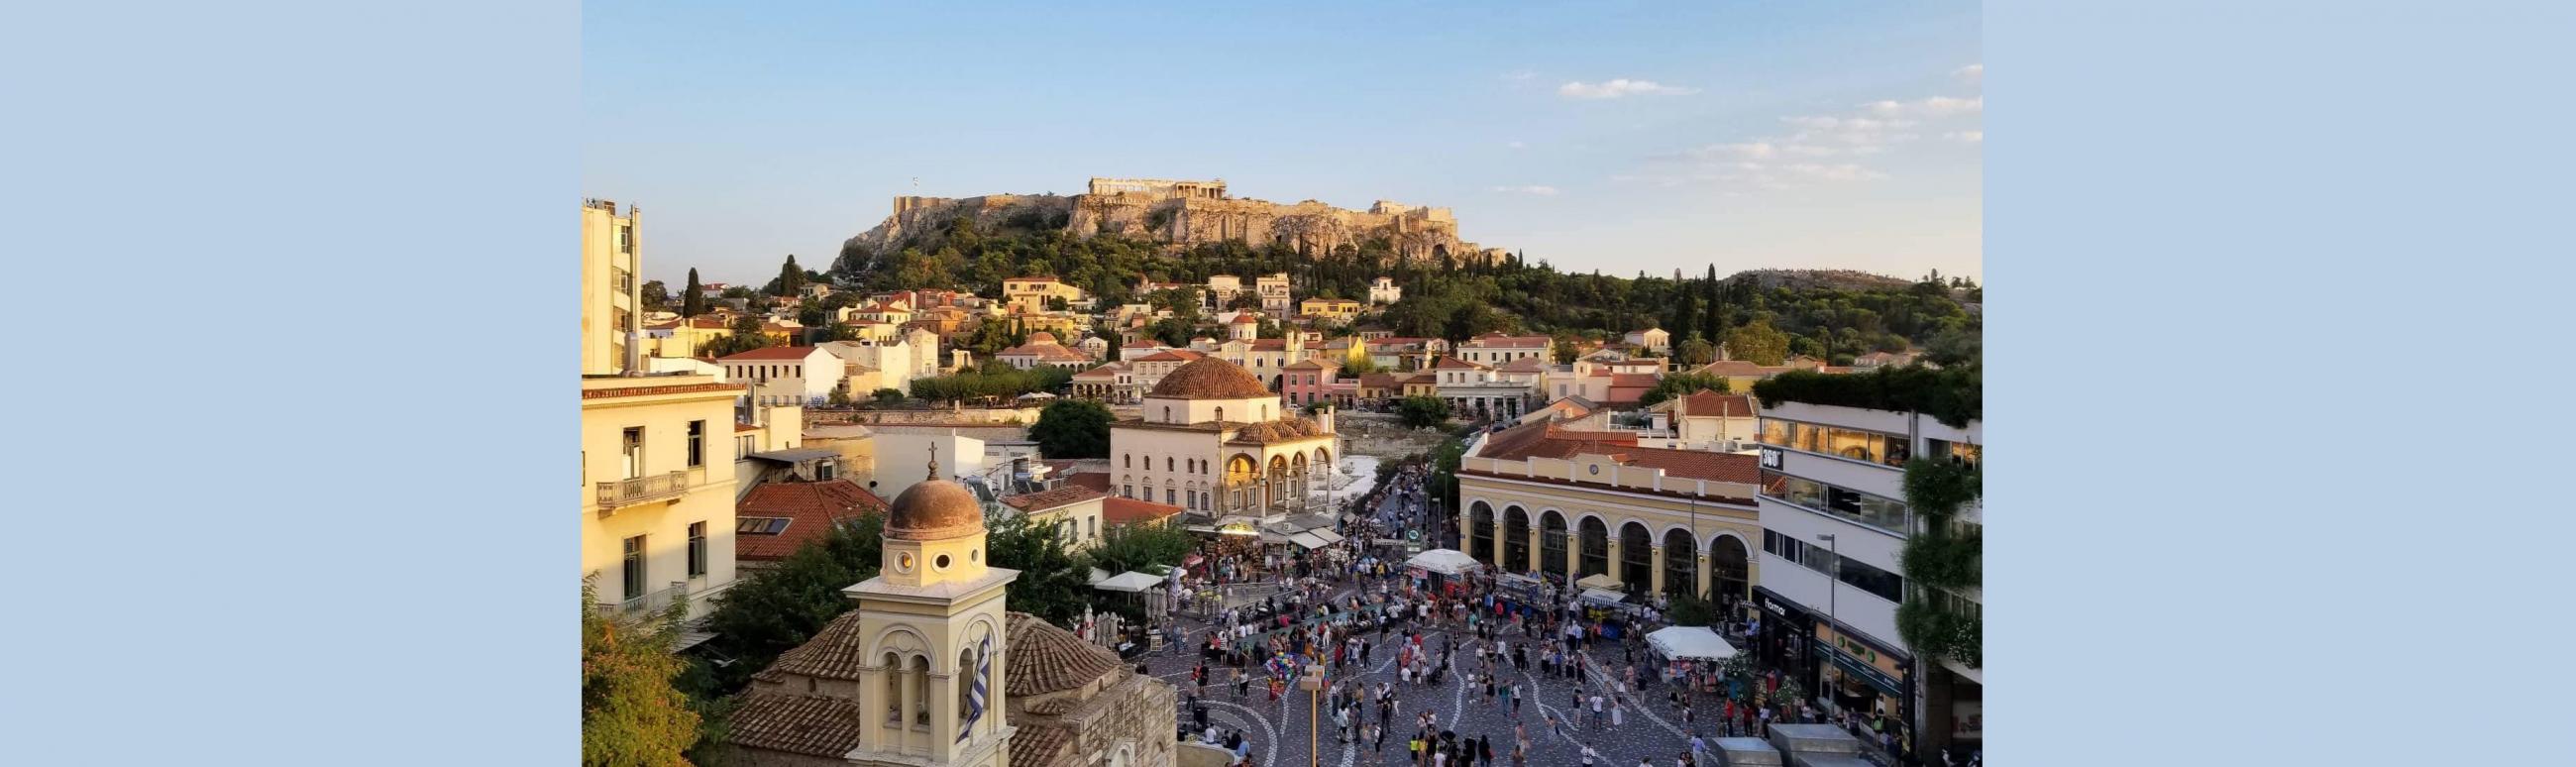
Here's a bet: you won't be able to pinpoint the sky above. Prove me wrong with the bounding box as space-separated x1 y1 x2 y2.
584 1 1982 287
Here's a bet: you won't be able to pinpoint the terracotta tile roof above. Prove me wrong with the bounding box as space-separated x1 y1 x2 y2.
1000 486 1106 512
999 342 1093 362
1025 697 1082 715
1123 340 1160 349
1281 359 1332 371
1497 357 1550 374
735 480 888 562
1679 391 1756 418
1429 356 1490 371
1479 420 1640 462
1133 350 1204 364
717 346 821 361
1149 357 1273 398
1597 446 1759 484
1012 721 1077 766
727 693 866 758
1004 612 1124 697
1462 334 1552 348
1231 314 1260 324
1073 363 1127 380
735 422 762 433
1694 360 1783 378
753 610 873 683
1359 374 1400 388
1226 417 1331 446
1062 471 1113 493
1104 495 1182 525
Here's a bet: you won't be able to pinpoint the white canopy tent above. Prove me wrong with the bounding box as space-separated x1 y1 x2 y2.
1575 574 1623 591
1646 625 1738 661
1405 548 1483 577
1094 571 1163 593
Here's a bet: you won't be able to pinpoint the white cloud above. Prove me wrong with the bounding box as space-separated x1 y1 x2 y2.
1863 96 1983 117
1954 63 1983 83
1785 164 1888 182
1505 141 1527 150
1780 116 1915 131
1502 69 1539 83
1945 131 1984 143
1557 78 1698 99
1489 184 1561 196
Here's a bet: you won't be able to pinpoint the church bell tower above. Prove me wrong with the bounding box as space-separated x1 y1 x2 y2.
842 447 1020 767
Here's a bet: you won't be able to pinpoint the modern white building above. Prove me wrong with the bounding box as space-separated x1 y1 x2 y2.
1750 399 1983 757
1367 275 1403 305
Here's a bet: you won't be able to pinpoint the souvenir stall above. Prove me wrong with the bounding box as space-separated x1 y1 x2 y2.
1404 548 1483 595
1646 625 1739 693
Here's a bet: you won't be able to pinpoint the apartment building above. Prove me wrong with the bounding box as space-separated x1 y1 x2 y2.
1751 399 1984 757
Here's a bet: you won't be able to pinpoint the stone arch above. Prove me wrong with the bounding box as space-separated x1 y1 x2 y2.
1662 527 1699 599
869 625 932 659
1577 515 1609 579
1503 505 1531 572
1619 520 1654 591
1540 509 1569 581
1468 500 1495 564
1708 531 1753 604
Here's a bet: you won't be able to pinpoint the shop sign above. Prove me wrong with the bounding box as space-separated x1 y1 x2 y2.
1760 447 1784 470
1812 624 1907 693
1761 597 1788 615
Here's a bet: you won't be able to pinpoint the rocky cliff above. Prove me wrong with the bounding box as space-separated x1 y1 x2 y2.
841 179 1507 270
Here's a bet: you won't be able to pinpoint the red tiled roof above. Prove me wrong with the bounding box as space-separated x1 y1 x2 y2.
1679 391 1756 418
1062 471 1113 493
1479 421 1640 462
1463 334 1551 348
734 480 888 562
1231 314 1260 324
727 694 866 758
1104 495 1183 525
717 346 821 361
1429 356 1490 371
1247 339 1289 351
1000 486 1106 512
734 422 762 433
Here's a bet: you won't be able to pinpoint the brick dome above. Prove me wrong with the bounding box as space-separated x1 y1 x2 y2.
887 448 985 540
1004 612 1124 697
1148 357 1272 399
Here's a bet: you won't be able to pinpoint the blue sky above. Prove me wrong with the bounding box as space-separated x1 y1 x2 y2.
585 1 1981 286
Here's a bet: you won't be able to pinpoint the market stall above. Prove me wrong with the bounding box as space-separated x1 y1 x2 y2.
1405 548 1483 592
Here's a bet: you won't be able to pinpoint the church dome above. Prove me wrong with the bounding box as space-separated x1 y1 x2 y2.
886 449 985 540
1148 357 1272 399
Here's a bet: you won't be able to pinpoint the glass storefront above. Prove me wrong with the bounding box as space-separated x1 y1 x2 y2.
1757 418 1911 467
1762 471 1910 531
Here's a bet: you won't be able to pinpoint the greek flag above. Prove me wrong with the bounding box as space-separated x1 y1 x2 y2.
958 633 993 741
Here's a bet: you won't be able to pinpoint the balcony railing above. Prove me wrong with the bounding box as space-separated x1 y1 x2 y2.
596 581 687 621
597 471 689 510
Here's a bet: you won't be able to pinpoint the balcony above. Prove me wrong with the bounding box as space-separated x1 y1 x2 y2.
596 471 689 512
596 582 687 621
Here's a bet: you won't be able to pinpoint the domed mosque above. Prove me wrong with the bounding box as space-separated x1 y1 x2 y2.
723 447 1179 767
1110 356 1340 524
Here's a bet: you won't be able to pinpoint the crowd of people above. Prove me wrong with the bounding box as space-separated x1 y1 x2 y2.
1161 461 1971 767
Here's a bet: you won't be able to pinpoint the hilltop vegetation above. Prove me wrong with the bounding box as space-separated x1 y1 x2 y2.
834 214 1979 363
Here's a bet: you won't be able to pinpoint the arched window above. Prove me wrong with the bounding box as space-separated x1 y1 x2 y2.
957 647 977 719
1162 406 1171 422
1215 406 1226 422
883 652 903 724
1166 457 1174 472
912 656 931 725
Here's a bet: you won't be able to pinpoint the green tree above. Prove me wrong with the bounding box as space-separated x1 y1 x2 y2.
771 255 806 297
1553 333 1582 365
682 268 706 318
696 512 885 693
1396 395 1451 429
872 388 907 405
1028 398 1114 459
699 314 774 358
1924 327 1982 368
1723 321 1791 366
983 513 1088 624
640 279 670 312
583 579 700 766
1086 522 1195 579
1676 335 1718 367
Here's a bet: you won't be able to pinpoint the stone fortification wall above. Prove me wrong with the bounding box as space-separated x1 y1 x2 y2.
848 178 1503 267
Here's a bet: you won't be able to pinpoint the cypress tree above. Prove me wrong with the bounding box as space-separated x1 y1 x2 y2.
681 268 705 318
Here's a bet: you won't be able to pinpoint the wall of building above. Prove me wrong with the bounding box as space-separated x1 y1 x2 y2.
580 380 741 620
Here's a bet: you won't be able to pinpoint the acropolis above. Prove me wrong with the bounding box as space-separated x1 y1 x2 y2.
859 176 1506 266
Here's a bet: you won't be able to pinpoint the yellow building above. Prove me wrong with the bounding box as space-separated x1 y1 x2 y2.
582 199 642 376
1108 358 1338 522
582 374 745 622
723 453 1181 767
1003 276 1088 312
999 486 1109 550
1298 297 1364 321
1454 419 1763 603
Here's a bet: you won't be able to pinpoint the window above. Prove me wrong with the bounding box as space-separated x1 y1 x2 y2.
687 420 705 467
687 522 707 577
1088 517 1098 539
1165 489 1176 504
1928 439 1982 470
1166 457 1174 472
737 517 791 534
1762 471 1908 531
1124 454 1130 469
621 427 644 480
621 535 646 602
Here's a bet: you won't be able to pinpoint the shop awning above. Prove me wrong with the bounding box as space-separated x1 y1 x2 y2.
1094 572 1162 593
1287 532 1331 550
1406 548 1483 576
1579 588 1630 607
1646 626 1737 661
1309 529 1345 546
1575 574 1623 591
